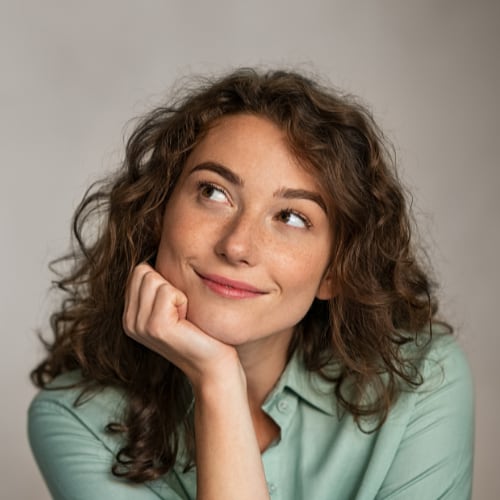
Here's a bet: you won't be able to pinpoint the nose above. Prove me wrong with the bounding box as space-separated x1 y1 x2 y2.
214 213 257 266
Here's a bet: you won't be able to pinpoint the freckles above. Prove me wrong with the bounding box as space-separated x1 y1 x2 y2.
279 245 330 287
163 207 200 242
280 244 319 266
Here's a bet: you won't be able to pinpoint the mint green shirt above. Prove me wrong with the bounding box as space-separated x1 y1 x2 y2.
28 334 474 499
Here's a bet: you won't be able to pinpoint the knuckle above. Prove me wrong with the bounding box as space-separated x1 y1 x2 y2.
142 270 155 282
157 282 173 295
132 263 149 279
157 282 186 302
142 270 163 287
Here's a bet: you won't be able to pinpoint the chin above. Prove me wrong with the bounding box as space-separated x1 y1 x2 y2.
186 310 254 346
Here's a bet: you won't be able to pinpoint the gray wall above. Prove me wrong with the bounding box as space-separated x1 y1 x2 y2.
1 1 498 498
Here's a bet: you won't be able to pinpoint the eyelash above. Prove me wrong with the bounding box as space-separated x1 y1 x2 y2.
197 181 230 202
277 208 312 229
196 181 312 229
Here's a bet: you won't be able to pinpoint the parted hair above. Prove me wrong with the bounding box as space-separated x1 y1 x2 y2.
32 68 446 482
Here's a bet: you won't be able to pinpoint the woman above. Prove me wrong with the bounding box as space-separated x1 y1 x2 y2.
29 69 474 500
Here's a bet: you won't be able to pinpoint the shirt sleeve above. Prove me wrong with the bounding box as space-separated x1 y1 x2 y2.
376 335 475 500
28 395 189 500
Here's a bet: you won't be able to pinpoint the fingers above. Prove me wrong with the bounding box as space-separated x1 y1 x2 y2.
122 263 241 388
123 264 216 376
123 263 150 335
123 263 187 340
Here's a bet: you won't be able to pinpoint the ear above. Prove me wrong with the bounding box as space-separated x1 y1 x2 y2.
315 268 336 300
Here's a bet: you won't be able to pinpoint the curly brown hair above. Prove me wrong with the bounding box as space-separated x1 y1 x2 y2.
31 68 447 482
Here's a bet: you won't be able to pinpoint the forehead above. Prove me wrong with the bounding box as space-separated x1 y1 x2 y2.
191 114 288 158
184 114 324 190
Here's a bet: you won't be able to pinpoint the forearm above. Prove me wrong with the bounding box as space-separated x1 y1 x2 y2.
194 365 270 500
123 265 270 499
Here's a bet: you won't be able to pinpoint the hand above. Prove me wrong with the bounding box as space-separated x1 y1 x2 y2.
124 264 269 500
123 263 241 389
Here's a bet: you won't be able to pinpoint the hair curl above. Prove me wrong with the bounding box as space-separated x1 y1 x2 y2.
31 68 448 482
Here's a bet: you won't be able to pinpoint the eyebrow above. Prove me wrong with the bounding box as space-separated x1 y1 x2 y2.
188 161 327 213
188 162 244 185
273 187 327 213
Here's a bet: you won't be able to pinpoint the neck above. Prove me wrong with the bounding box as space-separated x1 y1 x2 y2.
236 329 293 412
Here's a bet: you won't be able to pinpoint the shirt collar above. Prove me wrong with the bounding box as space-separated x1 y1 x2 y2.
265 350 338 417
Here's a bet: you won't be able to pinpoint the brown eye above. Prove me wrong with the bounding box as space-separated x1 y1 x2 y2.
198 182 229 203
277 209 311 228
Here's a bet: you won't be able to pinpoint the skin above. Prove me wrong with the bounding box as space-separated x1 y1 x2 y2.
123 114 334 500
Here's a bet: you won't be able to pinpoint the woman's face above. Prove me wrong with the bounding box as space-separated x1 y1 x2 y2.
155 114 333 348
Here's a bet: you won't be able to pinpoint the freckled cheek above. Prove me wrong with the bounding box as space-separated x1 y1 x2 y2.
160 225 203 262
161 202 206 248
156 218 203 279
270 247 326 291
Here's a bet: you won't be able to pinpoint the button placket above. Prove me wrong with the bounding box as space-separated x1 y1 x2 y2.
261 393 297 500
277 398 289 413
267 481 277 495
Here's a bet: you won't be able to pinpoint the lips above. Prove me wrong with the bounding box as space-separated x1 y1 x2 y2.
195 271 267 299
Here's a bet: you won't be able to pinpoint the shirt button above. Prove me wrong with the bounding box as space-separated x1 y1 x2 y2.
267 482 277 495
277 399 289 413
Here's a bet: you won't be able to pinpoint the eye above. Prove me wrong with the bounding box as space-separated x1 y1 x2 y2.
276 209 312 229
197 181 229 204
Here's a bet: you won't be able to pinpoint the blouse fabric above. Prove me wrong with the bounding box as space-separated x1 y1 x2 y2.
28 334 474 500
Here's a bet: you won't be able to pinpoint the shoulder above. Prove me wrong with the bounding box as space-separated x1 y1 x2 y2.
28 371 127 456
29 370 126 419
390 331 474 433
409 331 473 408
374 333 474 499
28 374 189 499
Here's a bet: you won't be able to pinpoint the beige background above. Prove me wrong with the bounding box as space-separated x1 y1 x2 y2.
1 1 498 498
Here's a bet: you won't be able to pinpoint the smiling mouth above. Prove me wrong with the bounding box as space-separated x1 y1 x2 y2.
195 271 267 299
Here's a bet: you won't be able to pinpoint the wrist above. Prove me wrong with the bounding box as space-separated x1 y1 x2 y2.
191 350 246 402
